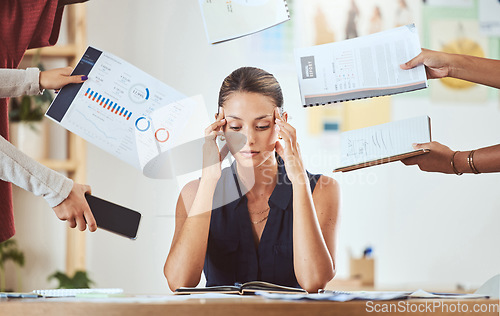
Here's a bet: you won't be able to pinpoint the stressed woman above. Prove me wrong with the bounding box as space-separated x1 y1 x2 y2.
164 67 339 293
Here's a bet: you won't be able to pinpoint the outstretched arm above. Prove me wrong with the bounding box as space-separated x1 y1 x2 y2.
0 67 87 98
0 135 96 231
402 141 500 174
401 48 500 89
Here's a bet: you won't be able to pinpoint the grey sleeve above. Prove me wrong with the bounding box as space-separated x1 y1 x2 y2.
0 68 43 98
0 135 73 207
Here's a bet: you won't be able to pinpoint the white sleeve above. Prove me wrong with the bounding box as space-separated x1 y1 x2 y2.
0 68 43 98
0 135 73 207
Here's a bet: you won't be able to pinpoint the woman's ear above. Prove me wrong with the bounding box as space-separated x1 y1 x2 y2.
282 111 288 123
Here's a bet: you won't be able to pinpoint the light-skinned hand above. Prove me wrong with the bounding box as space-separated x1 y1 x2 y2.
39 66 87 90
52 183 97 232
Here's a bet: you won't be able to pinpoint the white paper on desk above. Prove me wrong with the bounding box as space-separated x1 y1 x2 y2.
46 46 209 179
199 0 290 44
294 24 427 107
257 291 410 302
339 116 431 168
409 289 489 299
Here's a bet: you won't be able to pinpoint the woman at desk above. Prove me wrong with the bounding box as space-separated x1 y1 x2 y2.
164 67 339 293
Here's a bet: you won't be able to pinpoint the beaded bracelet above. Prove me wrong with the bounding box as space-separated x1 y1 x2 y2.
451 151 463 175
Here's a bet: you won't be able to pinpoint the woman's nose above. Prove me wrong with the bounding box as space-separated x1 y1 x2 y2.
244 129 256 145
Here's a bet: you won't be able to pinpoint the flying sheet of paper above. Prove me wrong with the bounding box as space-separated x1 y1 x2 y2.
479 0 500 37
338 116 431 169
294 24 427 107
199 0 290 44
46 46 207 178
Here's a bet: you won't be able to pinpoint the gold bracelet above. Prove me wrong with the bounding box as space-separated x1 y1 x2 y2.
451 151 463 175
469 150 481 174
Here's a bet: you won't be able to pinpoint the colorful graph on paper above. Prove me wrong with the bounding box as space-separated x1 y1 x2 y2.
46 46 198 171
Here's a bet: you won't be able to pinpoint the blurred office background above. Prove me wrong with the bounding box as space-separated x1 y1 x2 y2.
6 0 500 293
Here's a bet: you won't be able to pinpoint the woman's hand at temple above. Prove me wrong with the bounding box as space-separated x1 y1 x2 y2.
202 108 228 182
274 107 308 185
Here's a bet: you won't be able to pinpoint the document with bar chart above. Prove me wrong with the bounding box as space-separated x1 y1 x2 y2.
46 46 200 174
294 24 427 107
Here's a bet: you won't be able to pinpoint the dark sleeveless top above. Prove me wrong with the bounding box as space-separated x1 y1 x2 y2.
203 156 321 288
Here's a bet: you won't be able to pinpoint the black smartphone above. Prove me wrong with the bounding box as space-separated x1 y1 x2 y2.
85 194 142 240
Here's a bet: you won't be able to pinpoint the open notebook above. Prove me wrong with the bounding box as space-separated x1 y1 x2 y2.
334 116 431 172
175 281 306 295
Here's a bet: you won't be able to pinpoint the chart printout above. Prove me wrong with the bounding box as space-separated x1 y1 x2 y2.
46 47 198 176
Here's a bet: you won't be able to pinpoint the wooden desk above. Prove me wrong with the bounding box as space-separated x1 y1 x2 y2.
0 296 498 316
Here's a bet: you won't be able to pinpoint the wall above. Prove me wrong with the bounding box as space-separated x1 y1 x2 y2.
9 0 500 293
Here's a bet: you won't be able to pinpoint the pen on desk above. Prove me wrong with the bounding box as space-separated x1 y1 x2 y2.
363 246 372 258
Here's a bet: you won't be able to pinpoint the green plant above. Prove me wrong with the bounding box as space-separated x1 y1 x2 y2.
48 270 95 289
8 50 54 123
0 239 25 292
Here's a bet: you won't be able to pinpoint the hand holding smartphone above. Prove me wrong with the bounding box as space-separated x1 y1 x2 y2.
85 194 142 239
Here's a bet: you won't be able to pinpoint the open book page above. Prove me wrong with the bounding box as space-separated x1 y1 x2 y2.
46 46 208 179
240 281 307 294
175 285 240 295
294 24 427 106
199 0 290 44
175 281 306 295
335 116 431 172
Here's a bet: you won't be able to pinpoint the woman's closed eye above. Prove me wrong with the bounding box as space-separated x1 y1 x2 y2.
256 125 270 130
228 125 270 131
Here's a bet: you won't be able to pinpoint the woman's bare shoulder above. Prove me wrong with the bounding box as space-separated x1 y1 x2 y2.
177 179 201 213
312 175 339 211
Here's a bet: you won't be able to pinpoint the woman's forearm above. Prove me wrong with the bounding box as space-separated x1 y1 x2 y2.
450 54 500 89
164 179 218 291
453 144 500 174
292 181 335 292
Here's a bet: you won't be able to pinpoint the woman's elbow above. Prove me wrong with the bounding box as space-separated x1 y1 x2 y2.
164 261 200 292
164 262 177 292
300 267 336 293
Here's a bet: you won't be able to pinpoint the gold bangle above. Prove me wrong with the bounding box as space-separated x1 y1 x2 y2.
469 150 481 174
467 151 474 173
451 151 463 175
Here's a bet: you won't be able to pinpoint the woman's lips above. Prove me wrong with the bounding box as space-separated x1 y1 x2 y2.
239 150 260 158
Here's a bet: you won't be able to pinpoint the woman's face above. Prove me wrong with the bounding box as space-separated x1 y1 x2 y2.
222 91 282 168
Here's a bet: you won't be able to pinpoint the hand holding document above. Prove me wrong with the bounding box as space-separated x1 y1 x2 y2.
334 116 431 173
199 0 290 44
294 24 427 107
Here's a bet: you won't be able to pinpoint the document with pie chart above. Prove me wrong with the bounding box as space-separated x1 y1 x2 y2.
46 46 203 177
